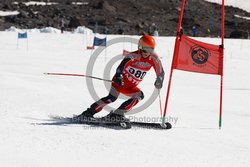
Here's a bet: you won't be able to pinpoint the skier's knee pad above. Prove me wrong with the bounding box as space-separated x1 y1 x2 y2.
106 93 118 102
139 91 144 100
133 91 144 100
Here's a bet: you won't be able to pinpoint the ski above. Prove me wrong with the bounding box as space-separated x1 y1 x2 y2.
130 121 172 129
49 115 131 129
48 115 172 130
75 117 132 129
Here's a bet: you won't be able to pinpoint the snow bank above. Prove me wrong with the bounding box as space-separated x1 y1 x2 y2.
13 1 58 6
4 26 93 34
205 0 250 12
73 26 93 35
0 11 19 16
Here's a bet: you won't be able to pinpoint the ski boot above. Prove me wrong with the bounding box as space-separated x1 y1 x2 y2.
102 110 131 129
73 108 96 122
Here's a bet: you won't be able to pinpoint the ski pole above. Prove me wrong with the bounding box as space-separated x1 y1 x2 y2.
157 89 163 121
44 72 113 83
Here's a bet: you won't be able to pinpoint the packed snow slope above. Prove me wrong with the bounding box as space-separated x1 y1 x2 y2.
0 31 250 167
205 0 250 12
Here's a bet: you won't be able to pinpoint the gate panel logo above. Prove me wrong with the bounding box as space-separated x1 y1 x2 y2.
190 45 210 64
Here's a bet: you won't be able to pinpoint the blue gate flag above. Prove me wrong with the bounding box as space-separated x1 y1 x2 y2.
18 32 28 39
93 37 106 46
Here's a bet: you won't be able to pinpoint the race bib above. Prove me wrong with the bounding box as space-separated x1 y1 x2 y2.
126 66 147 81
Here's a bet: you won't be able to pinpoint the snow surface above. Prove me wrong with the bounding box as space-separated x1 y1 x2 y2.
205 0 250 12
13 1 58 6
12 1 88 6
0 30 250 167
5 26 93 35
234 14 250 20
0 11 19 16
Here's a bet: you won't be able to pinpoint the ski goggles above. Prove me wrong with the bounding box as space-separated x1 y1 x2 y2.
139 46 154 54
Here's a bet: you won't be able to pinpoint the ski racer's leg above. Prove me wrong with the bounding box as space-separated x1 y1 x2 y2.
75 87 119 118
102 86 144 122
117 87 144 113
90 87 119 112
107 86 144 116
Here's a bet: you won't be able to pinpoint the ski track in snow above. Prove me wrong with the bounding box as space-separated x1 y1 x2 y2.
0 31 250 167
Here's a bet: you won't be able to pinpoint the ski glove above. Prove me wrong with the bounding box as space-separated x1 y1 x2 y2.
114 73 124 86
154 76 163 89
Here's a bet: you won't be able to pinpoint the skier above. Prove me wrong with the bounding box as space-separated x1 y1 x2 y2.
75 35 165 123
60 18 65 34
192 26 198 37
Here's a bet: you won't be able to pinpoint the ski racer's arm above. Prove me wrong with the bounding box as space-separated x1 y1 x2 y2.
152 55 165 89
113 57 131 86
116 57 130 75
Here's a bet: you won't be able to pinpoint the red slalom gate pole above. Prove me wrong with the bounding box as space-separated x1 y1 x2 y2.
219 0 225 129
44 72 113 83
162 0 186 124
